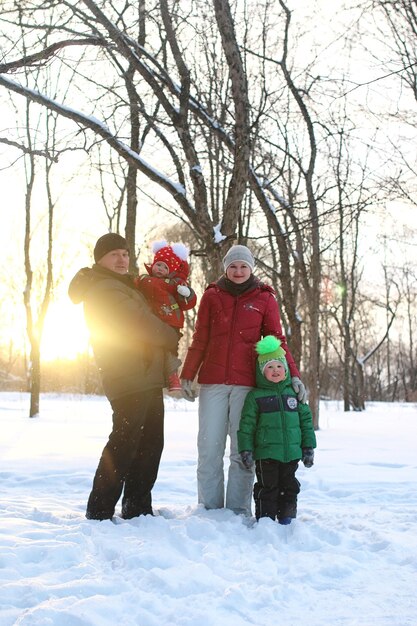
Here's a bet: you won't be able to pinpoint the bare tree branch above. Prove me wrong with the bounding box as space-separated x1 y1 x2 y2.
0 74 196 219
0 37 107 73
0 137 58 161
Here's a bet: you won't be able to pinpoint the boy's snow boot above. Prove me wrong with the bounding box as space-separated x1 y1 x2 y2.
278 516 292 525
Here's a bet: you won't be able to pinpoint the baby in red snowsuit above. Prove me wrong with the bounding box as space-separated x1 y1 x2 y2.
135 241 197 392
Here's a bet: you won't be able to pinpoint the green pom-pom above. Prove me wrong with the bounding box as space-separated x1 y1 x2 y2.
256 335 281 355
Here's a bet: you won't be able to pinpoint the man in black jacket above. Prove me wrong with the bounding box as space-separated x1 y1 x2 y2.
69 233 178 521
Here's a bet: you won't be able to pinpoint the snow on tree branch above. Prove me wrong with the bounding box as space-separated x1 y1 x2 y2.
0 74 195 215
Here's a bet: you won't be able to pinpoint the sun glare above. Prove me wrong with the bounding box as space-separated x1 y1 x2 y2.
41 301 90 361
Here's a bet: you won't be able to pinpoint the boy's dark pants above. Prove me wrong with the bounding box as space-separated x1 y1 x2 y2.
254 459 300 521
86 388 164 520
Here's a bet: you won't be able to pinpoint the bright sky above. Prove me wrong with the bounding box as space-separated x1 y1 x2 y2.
41 301 90 361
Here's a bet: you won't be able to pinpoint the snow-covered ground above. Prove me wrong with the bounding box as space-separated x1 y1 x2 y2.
1 393 416 626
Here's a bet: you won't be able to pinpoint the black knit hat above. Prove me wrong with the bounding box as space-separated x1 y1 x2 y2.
94 233 129 263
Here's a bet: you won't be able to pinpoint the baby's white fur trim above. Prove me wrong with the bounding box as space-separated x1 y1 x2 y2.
151 240 189 261
171 243 189 261
151 240 168 254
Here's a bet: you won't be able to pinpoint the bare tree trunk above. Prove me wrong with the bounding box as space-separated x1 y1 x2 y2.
337 190 351 412
404 269 417 398
357 305 397 406
213 0 251 239
125 63 140 270
353 359 365 411
29 342 41 416
22 100 37 416
278 0 321 427
23 101 56 417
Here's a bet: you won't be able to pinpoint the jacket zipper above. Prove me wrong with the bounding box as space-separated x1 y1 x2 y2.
278 394 289 463
225 296 239 383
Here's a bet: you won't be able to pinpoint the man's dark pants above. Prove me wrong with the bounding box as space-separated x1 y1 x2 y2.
86 388 164 520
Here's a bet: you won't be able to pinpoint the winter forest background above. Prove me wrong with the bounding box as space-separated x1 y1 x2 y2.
0 1 416 423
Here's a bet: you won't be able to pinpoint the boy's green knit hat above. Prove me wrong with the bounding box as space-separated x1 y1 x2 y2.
256 335 288 376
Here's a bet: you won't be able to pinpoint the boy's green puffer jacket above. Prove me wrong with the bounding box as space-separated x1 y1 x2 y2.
237 363 316 463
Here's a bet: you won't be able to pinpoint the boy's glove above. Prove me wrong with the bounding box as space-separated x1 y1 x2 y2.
177 284 191 298
302 447 314 468
181 379 195 402
240 450 254 469
291 376 307 403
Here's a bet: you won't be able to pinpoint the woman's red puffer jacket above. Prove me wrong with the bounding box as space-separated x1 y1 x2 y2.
181 280 299 386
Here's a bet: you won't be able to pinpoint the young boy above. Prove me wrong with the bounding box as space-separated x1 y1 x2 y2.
237 335 316 524
135 241 197 392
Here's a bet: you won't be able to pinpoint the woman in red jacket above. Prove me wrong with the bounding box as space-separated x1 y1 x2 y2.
180 244 306 517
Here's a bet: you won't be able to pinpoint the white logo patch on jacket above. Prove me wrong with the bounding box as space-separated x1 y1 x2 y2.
286 397 298 410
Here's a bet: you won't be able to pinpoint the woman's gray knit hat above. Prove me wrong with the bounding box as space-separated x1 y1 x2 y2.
222 245 255 271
